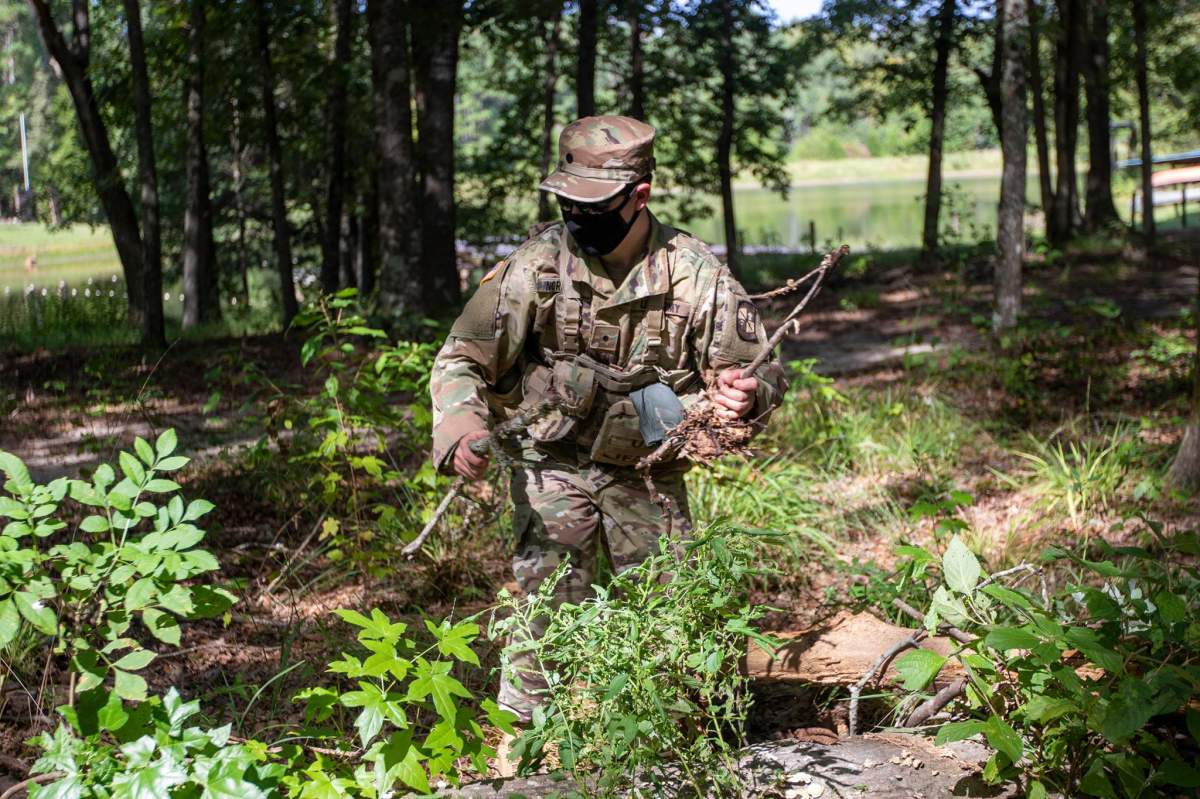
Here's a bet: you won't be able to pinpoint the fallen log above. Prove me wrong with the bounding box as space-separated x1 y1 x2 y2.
441 734 1026 797
743 610 963 689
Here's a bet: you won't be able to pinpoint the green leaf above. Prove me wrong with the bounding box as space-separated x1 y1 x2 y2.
14 591 56 635
1158 759 1200 788
142 609 181 646
155 429 178 458
119 452 146 485
335 607 406 642
430 620 481 666
29 775 84 799
407 659 472 722
97 691 130 732
982 716 1022 762
935 719 987 745
1027 780 1047 799
154 456 189 472
1020 695 1075 724
1187 709 1200 745
984 626 1040 651
113 669 148 701
482 698 518 735
893 648 946 691
1153 591 1187 624
340 683 400 748
182 499 214 521
143 479 181 494
943 536 980 594
110 752 187 799
125 579 157 611
157 585 195 616
79 514 110 533
0 451 32 492
0 599 19 647
112 650 156 671
134 437 155 467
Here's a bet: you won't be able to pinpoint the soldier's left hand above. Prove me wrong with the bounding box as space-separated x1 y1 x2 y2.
714 368 757 419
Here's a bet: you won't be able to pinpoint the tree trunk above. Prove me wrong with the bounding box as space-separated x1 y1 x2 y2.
921 0 956 260
628 0 645 120
1028 0 1055 232
254 0 298 326
412 0 463 312
230 97 251 304
361 173 379 297
995 0 1027 332
1133 0 1155 245
183 0 219 328
1165 264 1200 493
370 0 422 316
577 0 596 117
26 0 146 324
321 0 353 295
1050 0 1082 243
715 0 739 276
974 1 1004 140
122 0 164 348
1082 0 1118 231
538 4 564 223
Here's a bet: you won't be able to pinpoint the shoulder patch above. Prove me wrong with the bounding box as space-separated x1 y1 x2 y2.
735 300 759 342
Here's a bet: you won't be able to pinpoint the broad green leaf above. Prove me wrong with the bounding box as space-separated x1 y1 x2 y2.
1158 759 1200 788
934 719 987 745
125 579 157 611
984 626 1040 651
1187 709 1200 745
113 669 148 701
143 608 181 646
155 456 189 472
1020 695 1076 724
93 463 115 489
119 452 146 485
407 660 471 722
1027 780 1046 799
1153 591 1187 624
0 451 32 492
183 499 214 521
29 775 84 799
155 429 178 458
942 536 980 595
79 514 110 533
893 648 946 691
97 691 130 732
113 649 156 671
110 752 187 799
335 607 406 642
0 598 19 647
144 479 181 494
482 698 518 735
340 684 391 748
134 437 155 467
431 620 481 666
14 591 56 635
982 716 1022 762
931 585 970 626
1099 679 1156 742
1079 758 1118 799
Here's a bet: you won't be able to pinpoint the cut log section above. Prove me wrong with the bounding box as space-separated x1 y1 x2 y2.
743 610 963 688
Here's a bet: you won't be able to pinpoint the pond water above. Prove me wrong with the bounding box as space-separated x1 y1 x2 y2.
681 174 1037 252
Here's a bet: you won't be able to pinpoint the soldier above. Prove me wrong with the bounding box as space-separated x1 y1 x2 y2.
429 115 787 774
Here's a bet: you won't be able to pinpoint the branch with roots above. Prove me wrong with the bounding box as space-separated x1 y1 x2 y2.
635 245 850 481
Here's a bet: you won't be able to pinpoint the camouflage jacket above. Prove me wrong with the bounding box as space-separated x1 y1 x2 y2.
429 214 788 473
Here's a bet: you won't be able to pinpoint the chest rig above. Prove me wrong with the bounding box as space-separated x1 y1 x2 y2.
523 228 673 465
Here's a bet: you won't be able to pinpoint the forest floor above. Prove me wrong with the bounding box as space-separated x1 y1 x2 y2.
1 234 1198 787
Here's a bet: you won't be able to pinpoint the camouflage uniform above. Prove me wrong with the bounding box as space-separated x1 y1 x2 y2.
429 116 787 721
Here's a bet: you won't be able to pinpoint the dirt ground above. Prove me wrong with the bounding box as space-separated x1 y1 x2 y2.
1 236 1198 786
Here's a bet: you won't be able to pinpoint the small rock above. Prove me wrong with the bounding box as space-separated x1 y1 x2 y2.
786 772 813 785
863 758 877 768
889 756 902 765
931 770 940 776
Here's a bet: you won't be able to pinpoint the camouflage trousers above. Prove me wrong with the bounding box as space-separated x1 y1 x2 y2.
497 462 692 723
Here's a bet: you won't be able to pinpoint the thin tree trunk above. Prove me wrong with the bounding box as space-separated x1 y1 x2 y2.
322 0 352 295
1028 0 1055 232
254 0 298 325
577 0 596 117
974 1 1004 140
628 0 645 120
1133 0 1154 245
921 0 956 260
538 3 564 223
361 172 378 297
370 0 422 316
1166 261 1200 492
122 0 164 348
412 0 463 312
26 0 146 324
1050 0 1082 243
716 0 739 276
183 0 219 327
1082 0 1118 231
230 97 250 304
995 0 1027 332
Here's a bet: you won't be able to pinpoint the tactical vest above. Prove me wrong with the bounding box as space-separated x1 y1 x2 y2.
519 228 690 467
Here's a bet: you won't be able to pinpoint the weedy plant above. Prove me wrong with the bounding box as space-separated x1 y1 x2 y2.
867 526 1200 799
490 525 781 798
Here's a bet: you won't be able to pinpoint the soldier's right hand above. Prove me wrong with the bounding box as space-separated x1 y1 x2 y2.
453 429 490 480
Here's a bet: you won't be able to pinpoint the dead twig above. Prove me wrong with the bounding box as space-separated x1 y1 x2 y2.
747 259 828 301
891 598 975 645
0 773 62 799
260 513 327 599
903 676 967 728
402 397 559 557
849 630 926 737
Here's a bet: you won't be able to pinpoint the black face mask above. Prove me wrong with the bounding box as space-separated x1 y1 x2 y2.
561 188 641 257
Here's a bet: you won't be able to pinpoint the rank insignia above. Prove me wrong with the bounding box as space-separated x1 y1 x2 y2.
735 300 759 342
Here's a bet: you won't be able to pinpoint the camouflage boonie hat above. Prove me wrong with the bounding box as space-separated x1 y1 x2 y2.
539 116 656 203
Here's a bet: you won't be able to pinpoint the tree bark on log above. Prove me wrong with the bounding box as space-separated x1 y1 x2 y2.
254 0 299 326
122 0 165 349
1082 0 1119 231
183 0 220 328
995 0 1027 332
26 0 146 325
921 0 956 261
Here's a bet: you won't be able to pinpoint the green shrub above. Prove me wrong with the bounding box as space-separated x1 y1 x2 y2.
490 526 780 797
